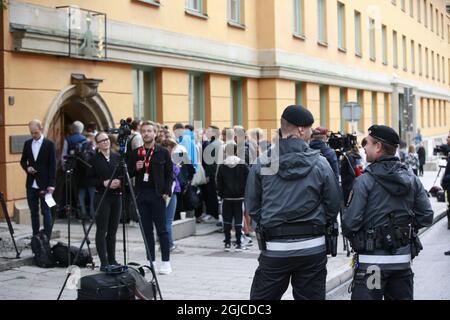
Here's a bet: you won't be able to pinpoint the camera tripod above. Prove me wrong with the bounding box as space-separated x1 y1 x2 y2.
432 162 447 187
57 147 163 300
53 156 94 267
0 191 21 259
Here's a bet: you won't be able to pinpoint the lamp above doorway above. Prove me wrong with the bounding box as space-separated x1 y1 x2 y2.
71 73 103 99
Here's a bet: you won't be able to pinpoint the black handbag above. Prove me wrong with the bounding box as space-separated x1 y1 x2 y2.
183 183 201 210
77 271 136 300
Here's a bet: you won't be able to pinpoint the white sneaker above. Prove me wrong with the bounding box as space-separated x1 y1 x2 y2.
159 261 172 275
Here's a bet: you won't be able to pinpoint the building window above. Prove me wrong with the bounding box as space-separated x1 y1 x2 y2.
354 11 362 56
228 0 242 25
442 56 445 84
384 93 390 126
439 100 442 127
392 0 396 5
319 85 328 127
448 24 450 44
382 25 387 65
393 31 398 68
437 53 440 81
357 90 364 132
186 0 205 16
133 68 157 121
402 35 407 71
436 9 439 35
371 92 378 124
440 13 444 39
189 73 205 125
401 0 406 11
425 47 429 77
411 40 415 73
424 0 427 27
427 99 431 127
416 0 421 22
409 0 414 17
293 0 304 37
137 0 160 6
431 50 435 80
231 78 243 126
418 44 422 75
317 0 327 45
340 88 347 131
296 82 305 105
430 4 433 32
337 2 346 50
369 18 376 61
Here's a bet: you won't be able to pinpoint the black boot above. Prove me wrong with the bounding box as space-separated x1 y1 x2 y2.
445 250 450 256
447 210 450 230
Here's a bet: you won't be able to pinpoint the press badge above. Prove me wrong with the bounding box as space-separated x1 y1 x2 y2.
143 173 149 182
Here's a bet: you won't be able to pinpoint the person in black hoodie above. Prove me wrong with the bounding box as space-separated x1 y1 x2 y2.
216 142 249 251
88 132 121 271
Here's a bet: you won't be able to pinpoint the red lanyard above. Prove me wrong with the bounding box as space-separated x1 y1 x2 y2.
144 147 155 174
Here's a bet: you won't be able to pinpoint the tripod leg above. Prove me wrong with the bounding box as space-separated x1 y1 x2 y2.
0 192 21 258
57 164 120 300
80 219 93 266
123 161 163 300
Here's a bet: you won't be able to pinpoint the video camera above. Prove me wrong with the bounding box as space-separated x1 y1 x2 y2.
108 118 133 154
328 132 358 152
433 144 450 158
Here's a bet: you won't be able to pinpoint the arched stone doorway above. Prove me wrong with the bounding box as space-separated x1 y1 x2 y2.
43 83 114 162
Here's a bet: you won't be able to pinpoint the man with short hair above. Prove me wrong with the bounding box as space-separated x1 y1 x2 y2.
310 127 340 180
343 125 433 300
20 120 57 239
129 121 173 274
246 105 341 300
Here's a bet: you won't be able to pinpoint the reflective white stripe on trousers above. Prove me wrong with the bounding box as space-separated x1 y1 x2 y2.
265 236 326 251
358 254 411 264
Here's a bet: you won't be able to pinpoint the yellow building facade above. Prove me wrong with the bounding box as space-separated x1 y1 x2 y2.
1 0 450 215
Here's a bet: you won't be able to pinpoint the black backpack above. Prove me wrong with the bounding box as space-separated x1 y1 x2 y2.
31 231 56 268
51 242 93 268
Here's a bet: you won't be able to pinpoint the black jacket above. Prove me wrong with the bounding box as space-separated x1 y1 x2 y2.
88 151 121 194
20 138 56 190
216 156 249 199
128 145 173 196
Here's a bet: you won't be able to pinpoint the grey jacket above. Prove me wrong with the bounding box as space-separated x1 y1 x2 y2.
245 138 342 230
342 156 433 269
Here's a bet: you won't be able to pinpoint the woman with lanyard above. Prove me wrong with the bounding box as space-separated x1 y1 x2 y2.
88 132 121 271
129 121 173 275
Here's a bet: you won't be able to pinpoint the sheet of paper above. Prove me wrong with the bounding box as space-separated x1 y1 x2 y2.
45 193 57 208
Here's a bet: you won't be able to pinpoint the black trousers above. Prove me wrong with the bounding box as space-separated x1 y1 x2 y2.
250 252 327 300
222 200 243 245
351 268 414 300
95 193 121 267
137 188 170 262
204 179 219 219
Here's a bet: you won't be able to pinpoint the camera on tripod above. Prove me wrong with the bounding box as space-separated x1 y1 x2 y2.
433 144 450 158
328 132 358 152
108 118 133 154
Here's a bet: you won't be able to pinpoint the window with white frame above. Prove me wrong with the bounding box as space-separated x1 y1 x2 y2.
369 18 376 61
228 0 241 24
393 30 398 67
425 47 429 77
382 25 387 64
402 35 407 71
337 2 346 50
355 11 362 56
411 40 415 73
418 44 422 75
293 0 304 36
186 0 203 14
317 0 327 44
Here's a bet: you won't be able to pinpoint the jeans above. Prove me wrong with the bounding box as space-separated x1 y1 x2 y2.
137 188 170 262
78 186 96 219
27 188 53 239
165 194 178 248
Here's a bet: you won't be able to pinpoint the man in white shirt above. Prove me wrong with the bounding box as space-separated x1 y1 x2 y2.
20 120 57 238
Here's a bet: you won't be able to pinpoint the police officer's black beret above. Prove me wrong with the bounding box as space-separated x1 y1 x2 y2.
368 125 400 146
281 105 314 127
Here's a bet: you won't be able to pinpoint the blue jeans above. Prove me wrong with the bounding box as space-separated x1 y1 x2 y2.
27 188 53 239
165 194 177 248
78 186 96 219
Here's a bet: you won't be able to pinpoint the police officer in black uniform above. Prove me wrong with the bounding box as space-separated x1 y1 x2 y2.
245 105 342 300
343 125 433 300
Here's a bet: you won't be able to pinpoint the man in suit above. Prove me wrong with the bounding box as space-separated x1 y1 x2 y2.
20 120 57 239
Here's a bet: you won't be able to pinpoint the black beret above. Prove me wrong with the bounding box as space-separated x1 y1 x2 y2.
368 125 400 146
281 105 314 127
